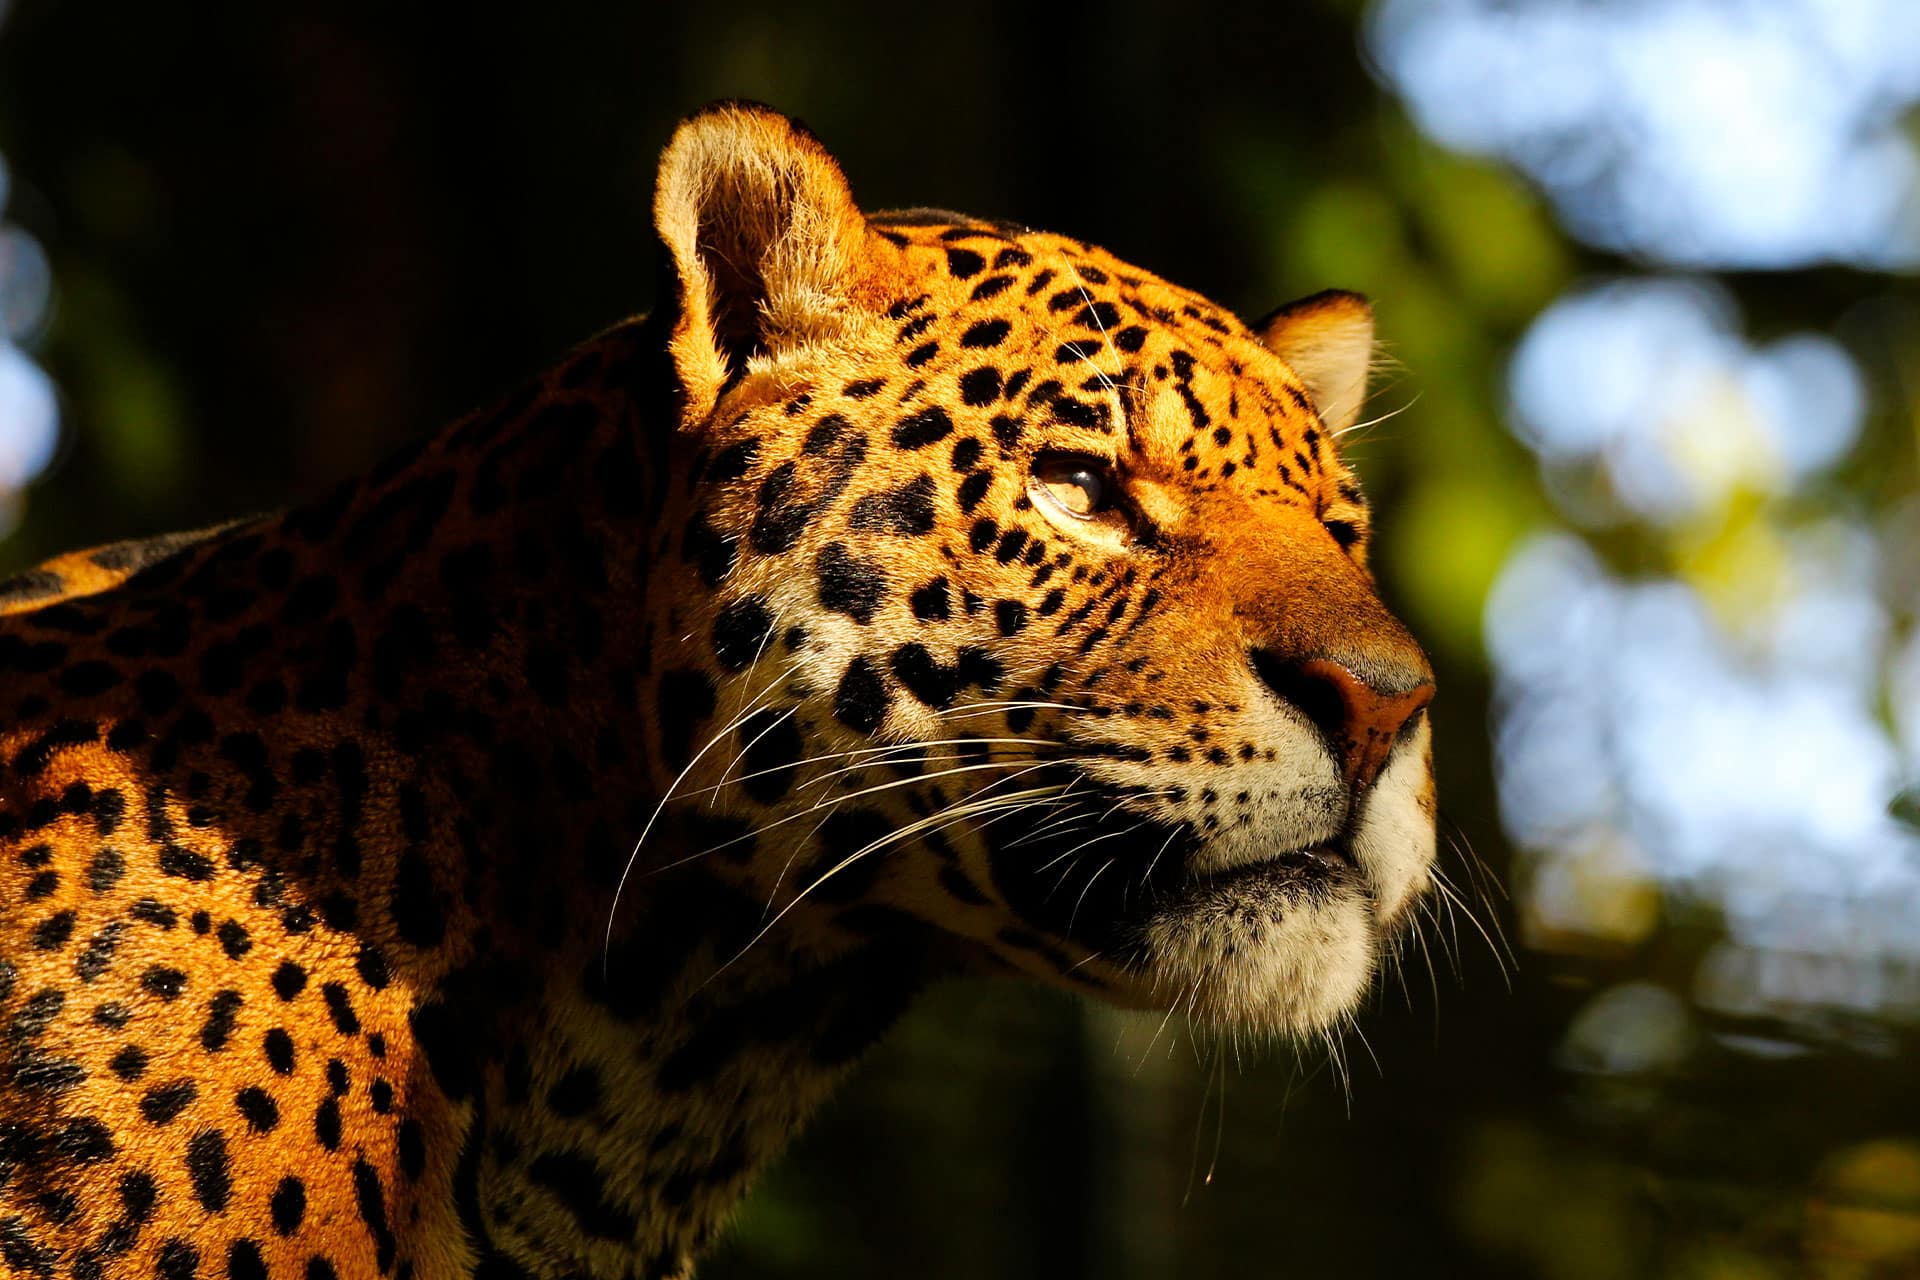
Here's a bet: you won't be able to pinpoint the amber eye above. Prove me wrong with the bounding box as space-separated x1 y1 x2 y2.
1032 455 1110 519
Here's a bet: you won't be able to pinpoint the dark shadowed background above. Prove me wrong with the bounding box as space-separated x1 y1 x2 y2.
2 1 1918 1275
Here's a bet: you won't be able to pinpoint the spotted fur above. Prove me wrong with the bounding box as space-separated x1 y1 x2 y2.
0 103 1437 1279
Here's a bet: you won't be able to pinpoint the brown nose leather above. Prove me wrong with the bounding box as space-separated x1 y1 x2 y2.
1251 653 1434 790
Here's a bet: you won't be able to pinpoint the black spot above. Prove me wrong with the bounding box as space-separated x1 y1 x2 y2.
352 1159 398 1271
57 660 122 697
891 406 954 450
30 911 74 951
314 1099 342 1151
816 543 886 624
86 848 125 893
655 669 718 772
271 961 308 1001
264 1028 296 1075
51 1116 114 1162
996 600 1029 636
890 643 955 710
391 851 446 948
156 1241 199 1280
547 1064 601 1118
526 1150 639 1241
962 318 1011 348
186 1129 230 1211
1072 300 1122 330
832 657 888 735
93 789 126 835
119 1169 157 1222
12 1051 85 1092
108 1044 148 1081
738 709 803 804
91 1003 132 1030
909 577 952 622
939 864 991 905
322 984 361 1036
886 643 1001 710
216 919 251 960
141 966 186 1000
271 1176 307 1235
157 846 216 881
946 247 985 277
805 809 897 904
746 462 809 555
357 940 389 990
711 597 775 671
398 1119 427 1181
968 518 998 554
957 470 992 514
228 1241 267 1280
704 437 760 483
410 995 482 1101
199 990 242 1051
680 509 735 586
970 274 1015 301
75 922 125 982
235 1086 279 1132
848 474 936 535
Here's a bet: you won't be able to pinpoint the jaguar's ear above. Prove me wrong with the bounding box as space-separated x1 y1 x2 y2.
1256 290 1375 435
653 102 880 427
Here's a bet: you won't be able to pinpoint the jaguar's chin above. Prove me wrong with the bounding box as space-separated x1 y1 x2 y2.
1133 854 1379 1035
984 769 1429 1037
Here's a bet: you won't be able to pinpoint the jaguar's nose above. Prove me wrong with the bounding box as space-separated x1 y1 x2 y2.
1250 651 1434 791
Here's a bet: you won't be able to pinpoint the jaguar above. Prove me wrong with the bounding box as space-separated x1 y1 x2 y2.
0 102 1436 1279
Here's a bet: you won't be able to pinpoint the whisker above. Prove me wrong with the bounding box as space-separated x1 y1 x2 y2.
603 653 808 971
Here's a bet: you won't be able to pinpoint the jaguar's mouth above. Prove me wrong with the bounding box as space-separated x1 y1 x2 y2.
981 768 1370 963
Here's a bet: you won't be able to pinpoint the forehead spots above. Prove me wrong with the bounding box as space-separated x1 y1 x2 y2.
970 275 1014 302
848 475 937 537
945 248 986 278
961 319 1010 349
959 368 1001 407
891 406 953 450
1070 301 1121 331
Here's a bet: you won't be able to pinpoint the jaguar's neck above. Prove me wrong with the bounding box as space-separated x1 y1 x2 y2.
250 318 932 1275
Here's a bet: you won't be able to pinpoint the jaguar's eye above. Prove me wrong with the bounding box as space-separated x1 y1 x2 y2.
1033 456 1109 519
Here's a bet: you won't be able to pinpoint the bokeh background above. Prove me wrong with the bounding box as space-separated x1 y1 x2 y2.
4 0 1920 1275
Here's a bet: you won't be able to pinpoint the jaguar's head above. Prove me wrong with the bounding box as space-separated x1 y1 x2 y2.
644 102 1436 1037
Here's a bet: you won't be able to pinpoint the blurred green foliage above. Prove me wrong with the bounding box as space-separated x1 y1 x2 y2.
2 0 1917 1275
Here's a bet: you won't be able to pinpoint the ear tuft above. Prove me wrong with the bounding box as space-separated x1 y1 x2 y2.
1256 290 1376 435
653 102 875 425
